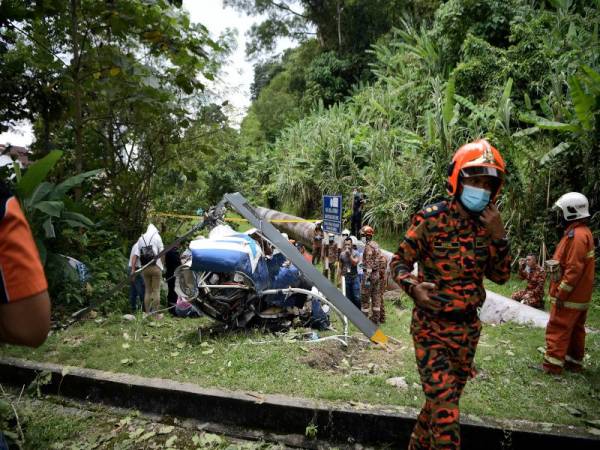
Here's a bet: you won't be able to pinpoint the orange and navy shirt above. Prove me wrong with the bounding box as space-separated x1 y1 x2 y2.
550 221 595 304
0 189 48 303
390 199 511 314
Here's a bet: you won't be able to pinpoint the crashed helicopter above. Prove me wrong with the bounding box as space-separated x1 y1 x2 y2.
174 223 335 332
74 193 387 345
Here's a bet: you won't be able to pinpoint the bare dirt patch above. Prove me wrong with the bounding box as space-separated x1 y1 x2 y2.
299 340 349 371
299 337 409 375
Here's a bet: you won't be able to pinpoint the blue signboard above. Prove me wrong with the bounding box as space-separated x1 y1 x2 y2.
322 195 343 234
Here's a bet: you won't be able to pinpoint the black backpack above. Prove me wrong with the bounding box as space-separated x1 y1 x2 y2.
139 234 156 265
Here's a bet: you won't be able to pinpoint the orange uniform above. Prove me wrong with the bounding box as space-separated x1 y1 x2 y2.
544 221 595 373
0 195 48 303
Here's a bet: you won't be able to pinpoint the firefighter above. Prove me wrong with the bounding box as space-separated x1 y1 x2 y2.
511 254 546 309
323 233 338 284
312 221 324 266
378 253 388 323
360 225 383 324
542 192 595 374
390 139 511 450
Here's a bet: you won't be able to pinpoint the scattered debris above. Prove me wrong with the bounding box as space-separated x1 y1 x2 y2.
386 377 408 389
559 404 584 417
584 419 600 429
158 425 174 434
122 314 136 321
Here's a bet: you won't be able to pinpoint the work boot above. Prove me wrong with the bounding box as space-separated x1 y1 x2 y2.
564 361 583 373
529 363 562 375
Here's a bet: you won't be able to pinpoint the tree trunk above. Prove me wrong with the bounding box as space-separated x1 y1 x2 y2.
336 0 342 49
70 0 84 200
41 105 51 155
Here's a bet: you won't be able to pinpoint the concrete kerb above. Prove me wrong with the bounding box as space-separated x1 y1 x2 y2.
0 357 598 449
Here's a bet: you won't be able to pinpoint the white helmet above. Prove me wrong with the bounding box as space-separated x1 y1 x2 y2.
554 192 590 221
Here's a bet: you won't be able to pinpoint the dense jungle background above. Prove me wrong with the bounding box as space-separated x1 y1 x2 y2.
1 0 599 312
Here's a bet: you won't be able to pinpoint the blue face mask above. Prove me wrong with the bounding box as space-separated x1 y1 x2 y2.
460 185 491 212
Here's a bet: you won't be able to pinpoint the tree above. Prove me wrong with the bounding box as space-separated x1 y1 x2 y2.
1 0 232 236
224 0 441 57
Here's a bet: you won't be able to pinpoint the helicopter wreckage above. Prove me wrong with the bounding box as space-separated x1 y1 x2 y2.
174 224 336 333
73 193 387 345
170 193 388 346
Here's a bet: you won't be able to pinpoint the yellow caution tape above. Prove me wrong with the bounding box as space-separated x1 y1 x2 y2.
151 211 319 223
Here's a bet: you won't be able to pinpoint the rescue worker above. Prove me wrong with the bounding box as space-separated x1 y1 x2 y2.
391 139 511 450
295 242 312 264
312 221 324 266
351 187 365 238
511 254 545 309
378 253 388 323
323 233 338 284
542 192 595 374
360 225 383 323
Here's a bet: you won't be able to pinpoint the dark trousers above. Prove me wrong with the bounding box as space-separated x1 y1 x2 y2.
167 276 177 315
129 274 145 312
351 213 362 238
344 275 361 309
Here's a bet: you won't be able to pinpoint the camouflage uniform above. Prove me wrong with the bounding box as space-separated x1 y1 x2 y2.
391 200 511 450
360 240 383 323
323 240 338 285
378 254 388 323
511 264 545 309
312 228 324 266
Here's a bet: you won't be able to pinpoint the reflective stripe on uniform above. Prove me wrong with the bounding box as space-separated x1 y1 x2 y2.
544 354 564 367
559 281 574 292
565 355 583 365
549 297 590 310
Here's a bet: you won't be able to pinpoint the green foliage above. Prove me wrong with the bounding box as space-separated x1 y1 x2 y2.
9 151 129 314
1 0 232 240
250 0 599 256
433 0 520 69
302 51 356 108
151 103 244 219
235 1 441 160
305 422 318 439
15 150 62 199
14 151 98 264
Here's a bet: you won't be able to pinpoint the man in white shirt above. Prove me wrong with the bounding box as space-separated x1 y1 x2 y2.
131 224 164 315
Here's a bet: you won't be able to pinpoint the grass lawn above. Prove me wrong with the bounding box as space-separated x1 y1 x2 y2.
2 280 599 432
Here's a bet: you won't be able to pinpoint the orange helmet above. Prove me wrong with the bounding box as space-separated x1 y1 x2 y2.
447 139 506 200
360 225 374 237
